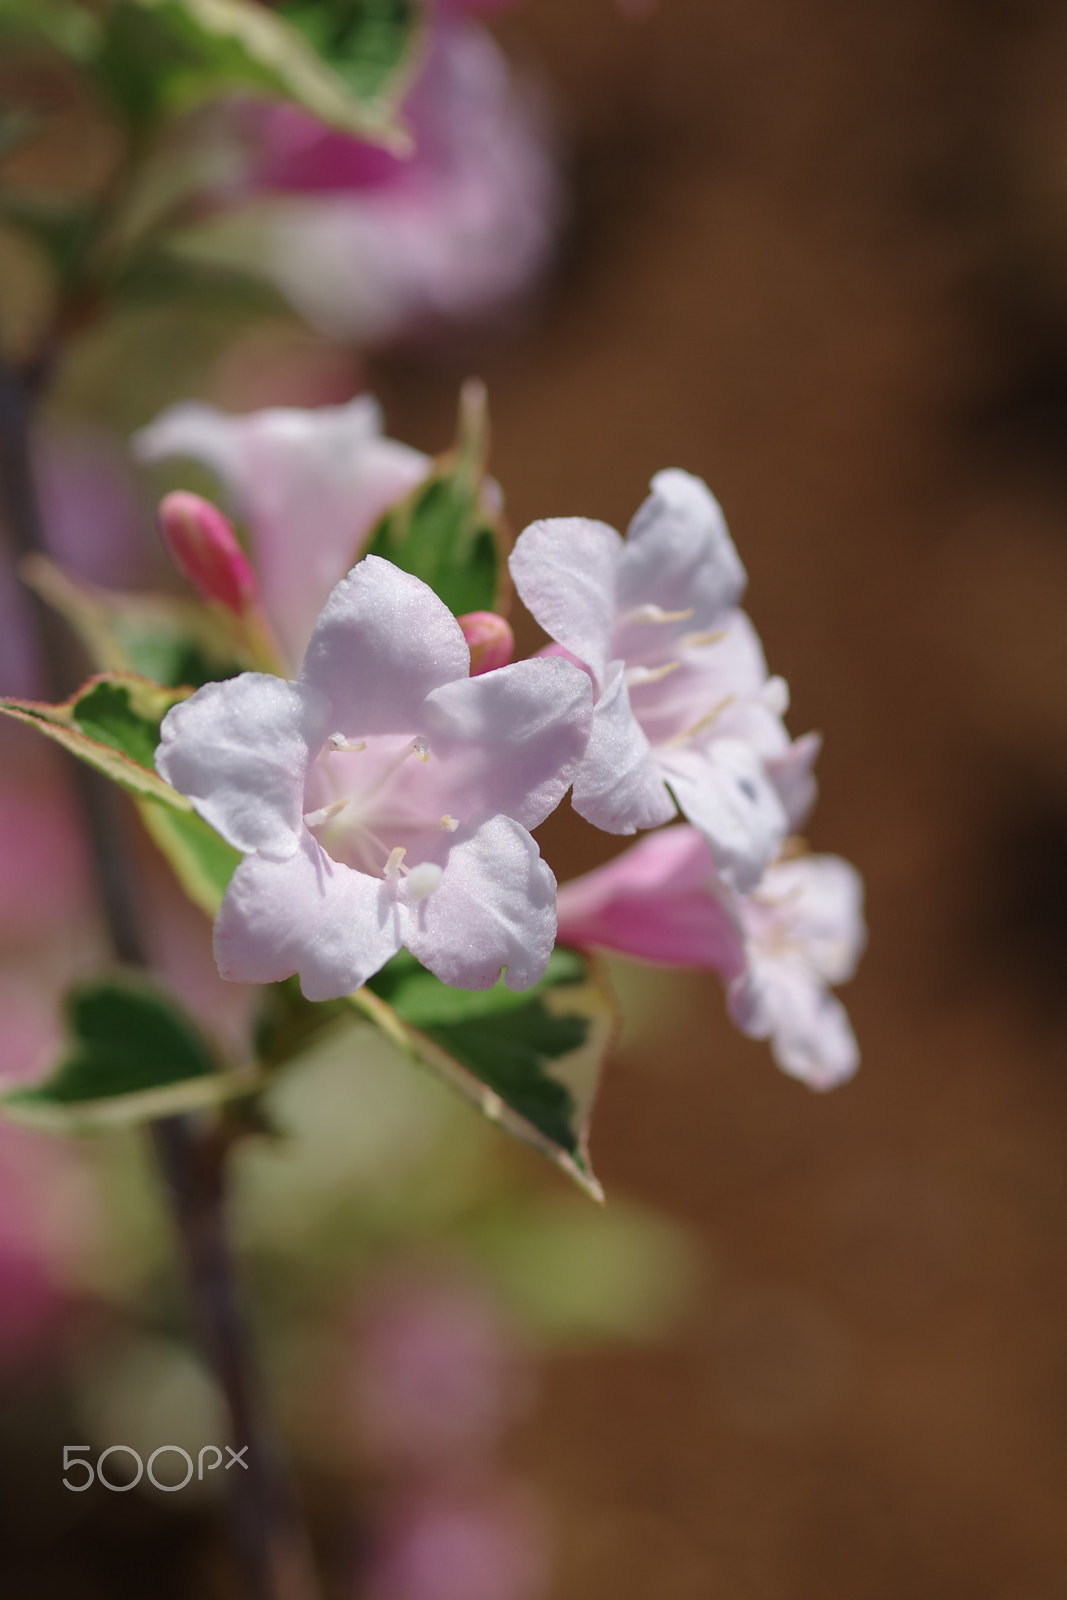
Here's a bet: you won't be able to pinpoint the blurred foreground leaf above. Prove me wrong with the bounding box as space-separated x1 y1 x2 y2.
24 552 244 686
0 973 255 1131
351 947 615 1199
365 382 505 617
280 0 424 110
99 0 417 146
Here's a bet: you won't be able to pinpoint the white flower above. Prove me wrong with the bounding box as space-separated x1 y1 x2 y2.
509 468 817 891
156 557 593 1001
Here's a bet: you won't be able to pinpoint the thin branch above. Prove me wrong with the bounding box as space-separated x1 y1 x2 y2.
0 348 321 1600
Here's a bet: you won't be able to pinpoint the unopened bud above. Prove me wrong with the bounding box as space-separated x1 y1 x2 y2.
158 491 259 616
457 611 514 675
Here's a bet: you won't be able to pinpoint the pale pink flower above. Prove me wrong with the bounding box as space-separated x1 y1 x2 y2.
185 22 562 344
156 557 592 1000
510 470 817 891
133 395 428 668
556 827 865 1090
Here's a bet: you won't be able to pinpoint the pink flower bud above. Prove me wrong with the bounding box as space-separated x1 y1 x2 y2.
458 612 514 676
157 491 259 616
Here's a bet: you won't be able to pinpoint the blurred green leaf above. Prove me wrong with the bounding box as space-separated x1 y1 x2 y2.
0 672 193 809
279 0 424 108
24 552 244 687
365 381 505 617
96 0 416 145
0 973 255 1131
353 947 614 1199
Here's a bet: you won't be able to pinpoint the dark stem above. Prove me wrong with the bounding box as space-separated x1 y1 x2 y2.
0 351 320 1600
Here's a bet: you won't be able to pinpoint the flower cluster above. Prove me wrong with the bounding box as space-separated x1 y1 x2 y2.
149 401 864 1087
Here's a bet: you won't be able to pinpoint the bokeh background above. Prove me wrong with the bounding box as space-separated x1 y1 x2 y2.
3 0 1067 1596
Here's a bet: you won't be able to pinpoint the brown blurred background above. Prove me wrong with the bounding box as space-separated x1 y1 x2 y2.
372 1 1067 1595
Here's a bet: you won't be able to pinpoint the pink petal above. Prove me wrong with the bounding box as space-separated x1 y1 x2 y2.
508 517 623 690
755 854 866 984
300 557 470 734
419 657 593 832
556 826 745 975
401 817 556 992
570 662 676 835
156 674 328 858
767 731 822 831
215 831 401 999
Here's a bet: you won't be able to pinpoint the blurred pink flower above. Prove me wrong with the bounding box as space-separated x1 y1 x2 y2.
133 394 428 667
188 20 562 343
0 783 90 947
349 1275 529 1471
0 992 98 1368
364 1483 548 1600
557 827 866 1090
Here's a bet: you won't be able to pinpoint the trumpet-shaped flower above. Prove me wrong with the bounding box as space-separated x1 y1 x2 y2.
509 469 816 891
156 557 593 1001
134 395 429 667
555 826 865 1090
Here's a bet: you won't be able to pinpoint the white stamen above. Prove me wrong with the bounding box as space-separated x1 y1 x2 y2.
303 798 350 828
761 675 790 716
404 862 443 902
625 660 681 688
621 604 694 625
680 627 727 650
412 737 430 763
384 846 407 879
328 732 366 753
440 814 459 832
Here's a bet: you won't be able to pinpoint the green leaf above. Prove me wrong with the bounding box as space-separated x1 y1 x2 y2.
279 0 424 110
364 381 505 617
98 0 417 146
23 553 245 687
352 947 614 1199
0 673 193 810
0 973 257 1131
137 800 241 917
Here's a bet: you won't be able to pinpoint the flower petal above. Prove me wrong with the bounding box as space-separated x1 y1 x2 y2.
508 517 622 689
401 816 556 991
156 673 327 859
557 826 745 974
767 731 822 831
214 830 401 999
617 469 746 628
569 662 676 835
660 738 787 892
134 396 429 667
757 854 866 984
728 959 859 1090
419 656 593 831
300 556 470 733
